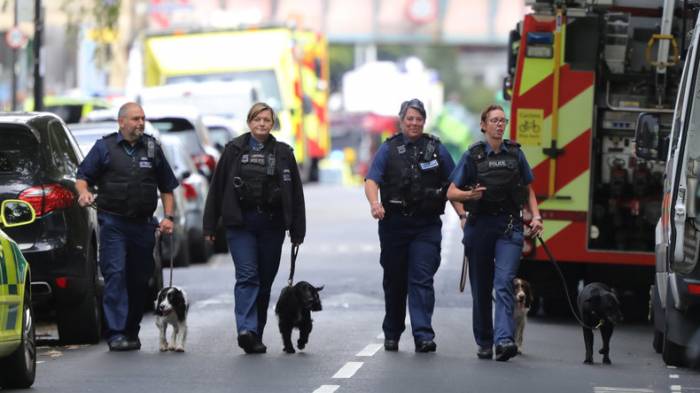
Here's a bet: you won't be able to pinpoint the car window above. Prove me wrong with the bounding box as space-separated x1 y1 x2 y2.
46 120 79 176
0 126 40 178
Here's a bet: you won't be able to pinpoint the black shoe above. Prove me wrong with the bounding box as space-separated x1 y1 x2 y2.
477 346 493 359
108 336 132 352
127 338 141 351
237 331 267 354
415 340 437 353
495 342 518 362
384 339 399 351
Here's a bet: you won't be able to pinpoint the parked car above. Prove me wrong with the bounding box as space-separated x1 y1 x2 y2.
0 112 101 345
140 105 220 180
0 199 37 388
69 120 161 154
160 134 212 262
68 121 189 268
201 115 243 152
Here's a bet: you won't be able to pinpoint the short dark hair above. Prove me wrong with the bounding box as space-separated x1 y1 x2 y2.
480 104 505 133
399 98 426 120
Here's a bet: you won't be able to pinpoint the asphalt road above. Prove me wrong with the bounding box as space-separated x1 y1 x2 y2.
32 184 700 393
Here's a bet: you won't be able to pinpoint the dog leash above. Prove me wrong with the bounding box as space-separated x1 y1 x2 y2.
288 244 299 286
168 232 175 288
536 235 600 330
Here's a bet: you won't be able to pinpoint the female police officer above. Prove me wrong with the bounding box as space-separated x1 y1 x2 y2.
203 102 305 354
364 98 465 353
447 104 543 361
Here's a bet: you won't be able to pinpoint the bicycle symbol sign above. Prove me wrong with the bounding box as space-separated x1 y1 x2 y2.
516 109 543 146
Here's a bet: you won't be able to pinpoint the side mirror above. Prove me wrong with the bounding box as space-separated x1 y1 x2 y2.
634 113 664 160
1 200 36 227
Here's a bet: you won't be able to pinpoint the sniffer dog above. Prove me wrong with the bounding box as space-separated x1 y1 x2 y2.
577 282 623 364
154 286 189 352
513 277 533 353
274 281 323 354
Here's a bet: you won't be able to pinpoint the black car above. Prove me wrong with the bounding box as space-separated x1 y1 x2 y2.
0 112 102 344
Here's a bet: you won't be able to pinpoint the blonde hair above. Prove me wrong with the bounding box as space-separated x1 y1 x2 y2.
247 102 275 124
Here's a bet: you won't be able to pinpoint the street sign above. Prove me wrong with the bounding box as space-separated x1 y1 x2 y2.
5 27 27 49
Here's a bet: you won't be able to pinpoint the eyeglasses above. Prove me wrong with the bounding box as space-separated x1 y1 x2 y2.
488 118 509 125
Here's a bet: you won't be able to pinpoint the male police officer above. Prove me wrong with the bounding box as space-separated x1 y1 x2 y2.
364 99 466 353
76 102 179 351
447 104 542 361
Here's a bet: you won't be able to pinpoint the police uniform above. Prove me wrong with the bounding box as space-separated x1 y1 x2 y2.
77 132 178 344
202 133 305 345
449 140 533 352
366 133 455 347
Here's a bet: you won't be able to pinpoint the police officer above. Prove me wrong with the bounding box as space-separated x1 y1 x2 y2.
203 102 305 354
76 102 179 351
364 98 465 353
447 104 543 361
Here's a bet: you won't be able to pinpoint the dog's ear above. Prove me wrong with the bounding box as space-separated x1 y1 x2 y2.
316 285 324 292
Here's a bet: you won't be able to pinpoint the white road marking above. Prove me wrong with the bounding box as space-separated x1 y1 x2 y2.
593 388 654 393
670 386 682 391
670 374 680 379
332 362 363 379
312 385 340 393
356 343 383 357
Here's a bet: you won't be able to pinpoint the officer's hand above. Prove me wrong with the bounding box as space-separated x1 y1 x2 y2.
529 218 543 238
468 185 487 201
205 235 215 243
160 217 174 234
78 191 95 207
370 201 385 220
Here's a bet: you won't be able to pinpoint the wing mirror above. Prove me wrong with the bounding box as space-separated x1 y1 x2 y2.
634 113 669 161
1 199 36 228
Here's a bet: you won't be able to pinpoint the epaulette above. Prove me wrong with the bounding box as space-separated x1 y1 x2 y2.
504 139 521 149
386 132 403 142
143 133 160 145
422 133 441 143
468 141 487 162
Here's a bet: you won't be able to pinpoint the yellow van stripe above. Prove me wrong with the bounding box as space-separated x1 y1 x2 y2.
539 170 590 211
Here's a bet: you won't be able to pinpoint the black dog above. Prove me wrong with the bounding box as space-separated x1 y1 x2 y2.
274 281 323 354
577 282 623 364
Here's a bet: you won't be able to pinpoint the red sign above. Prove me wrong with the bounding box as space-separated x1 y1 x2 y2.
5 27 27 49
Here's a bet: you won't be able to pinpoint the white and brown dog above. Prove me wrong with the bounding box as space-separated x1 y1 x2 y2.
513 278 533 353
154 286 189 352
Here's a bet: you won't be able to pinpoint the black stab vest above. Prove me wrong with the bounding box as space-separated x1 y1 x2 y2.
96 133 159 218
379 134 448 216
463 140 528 215
237 144 281 210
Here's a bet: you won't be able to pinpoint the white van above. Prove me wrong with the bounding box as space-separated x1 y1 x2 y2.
637 7 700 367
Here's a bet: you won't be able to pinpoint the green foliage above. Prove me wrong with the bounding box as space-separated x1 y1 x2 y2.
59 0 120 70
328 44 354 92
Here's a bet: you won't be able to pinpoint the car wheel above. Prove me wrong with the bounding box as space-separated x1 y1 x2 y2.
56 244 102 344
663 335 687 367
653 330 664 354
0 287 36 389
173 235 190 268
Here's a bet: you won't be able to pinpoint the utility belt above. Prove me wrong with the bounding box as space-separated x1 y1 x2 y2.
384 200 440 218
467 211 522 236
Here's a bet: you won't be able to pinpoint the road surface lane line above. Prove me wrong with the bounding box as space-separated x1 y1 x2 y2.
356 343 382 357
312 385 339 393
332 362 363 379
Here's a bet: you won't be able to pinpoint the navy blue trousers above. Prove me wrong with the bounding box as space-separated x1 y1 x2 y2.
98 213 156 341
378 214 442 343
463 214 523 348
226 211 285 340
